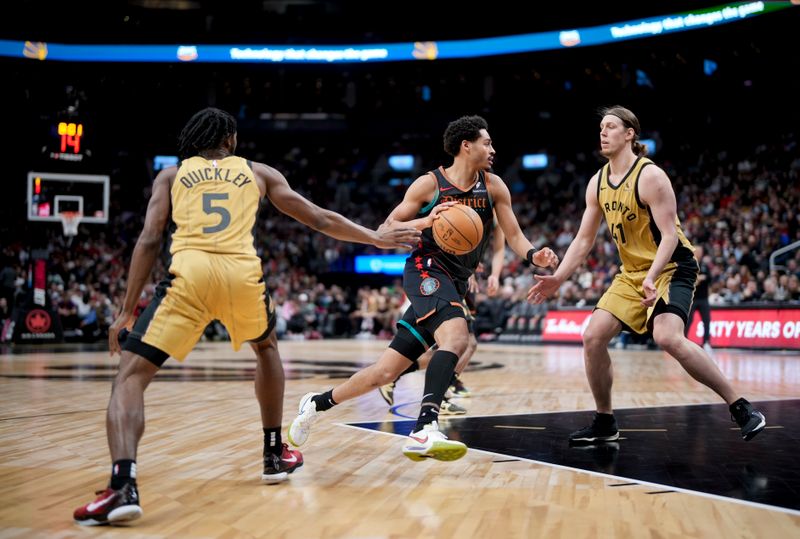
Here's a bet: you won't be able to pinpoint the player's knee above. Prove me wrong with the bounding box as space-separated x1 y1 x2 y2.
112 353 155 392
439 333 469 357
374 365 398 386
467 335 478 355
652 327 682 354
582 328 611 352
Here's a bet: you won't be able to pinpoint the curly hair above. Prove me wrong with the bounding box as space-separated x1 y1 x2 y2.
177 107 237 159
443 115 489 157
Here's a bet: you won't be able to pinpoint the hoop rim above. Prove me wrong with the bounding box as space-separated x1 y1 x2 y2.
58 210 83 236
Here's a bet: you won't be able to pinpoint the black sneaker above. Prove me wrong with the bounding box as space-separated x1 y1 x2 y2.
262 443 303 484
568 413 619 444
730 398 766 441
74 483 142 526
449 374 471 398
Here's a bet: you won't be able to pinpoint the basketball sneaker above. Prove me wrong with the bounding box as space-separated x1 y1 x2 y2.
439 398 466 416
287 392 319 447
379 381 395 406
402 421 467 462
262 443 304 484
729 398 766 441
73 483 142 526
448 374 471 398
568 413 619 445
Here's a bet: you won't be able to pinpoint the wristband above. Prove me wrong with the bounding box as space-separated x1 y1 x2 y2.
527 248 544 268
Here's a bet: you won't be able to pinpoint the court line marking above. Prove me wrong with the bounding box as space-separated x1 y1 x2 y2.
335 422 800 517
386 397 797 420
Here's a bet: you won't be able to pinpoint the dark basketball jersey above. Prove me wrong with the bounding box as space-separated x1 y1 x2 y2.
412 167 494 282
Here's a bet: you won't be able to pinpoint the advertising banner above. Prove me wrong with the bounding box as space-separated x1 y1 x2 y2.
542 308 800 350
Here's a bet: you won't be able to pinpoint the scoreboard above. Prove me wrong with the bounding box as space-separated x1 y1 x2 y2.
49 121 87 162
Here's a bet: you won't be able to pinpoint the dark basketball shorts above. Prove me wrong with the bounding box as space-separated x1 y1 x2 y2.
388 262 470 361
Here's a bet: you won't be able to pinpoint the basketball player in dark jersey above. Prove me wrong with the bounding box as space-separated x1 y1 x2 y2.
378 222 506 414
288 115 558 461
73 108 420 526
528 105 765 444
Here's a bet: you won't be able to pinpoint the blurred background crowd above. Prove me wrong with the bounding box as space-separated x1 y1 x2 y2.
2 1 798 344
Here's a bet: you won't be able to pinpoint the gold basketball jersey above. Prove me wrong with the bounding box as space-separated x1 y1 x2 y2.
169 156 260 256
597 156 694 273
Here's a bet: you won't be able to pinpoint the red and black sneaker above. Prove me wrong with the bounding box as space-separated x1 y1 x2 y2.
262 443 303 484
73 483 142 526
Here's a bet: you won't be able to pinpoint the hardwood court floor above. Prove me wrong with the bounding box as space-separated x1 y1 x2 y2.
1 340 799 538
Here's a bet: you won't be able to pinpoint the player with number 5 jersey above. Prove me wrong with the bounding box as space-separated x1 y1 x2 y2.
73 107 420 526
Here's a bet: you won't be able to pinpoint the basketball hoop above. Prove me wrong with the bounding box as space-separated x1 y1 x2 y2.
59 211 82 238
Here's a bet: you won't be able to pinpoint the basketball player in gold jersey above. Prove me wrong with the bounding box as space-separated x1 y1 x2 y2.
73 108 420 526
528 105 766 444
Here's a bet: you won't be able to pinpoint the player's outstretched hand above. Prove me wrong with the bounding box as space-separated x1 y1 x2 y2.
375 219 421 250
487 275 500 296
532 247 559 269
527 274 562 304
468 274 479 294
108 311 133 356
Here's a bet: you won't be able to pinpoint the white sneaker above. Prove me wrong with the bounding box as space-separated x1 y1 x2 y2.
402 421 467 462
287 393 319 447
703 342 713 353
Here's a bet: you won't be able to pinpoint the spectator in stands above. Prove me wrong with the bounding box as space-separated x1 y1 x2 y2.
0 260 16 309
787 274 800 301
0 297 10 326
686 246 712 351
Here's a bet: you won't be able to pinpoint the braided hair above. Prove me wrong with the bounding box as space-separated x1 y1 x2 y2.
177 107 237 159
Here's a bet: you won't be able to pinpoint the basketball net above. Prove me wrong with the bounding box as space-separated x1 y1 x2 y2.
59 211 82 244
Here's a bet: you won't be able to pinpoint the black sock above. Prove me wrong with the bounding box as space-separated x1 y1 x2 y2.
312 390 337 412
396 362 418 382
414 350 458 432
263 426 282 456
594 412 616 426
110 459 137 490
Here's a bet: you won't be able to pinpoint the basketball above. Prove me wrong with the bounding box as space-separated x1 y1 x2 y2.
432 203 483 256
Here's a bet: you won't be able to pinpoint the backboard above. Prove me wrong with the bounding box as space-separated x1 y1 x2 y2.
27 172 109 224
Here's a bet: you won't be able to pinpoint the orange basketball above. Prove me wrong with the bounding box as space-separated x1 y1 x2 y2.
432 203 483 256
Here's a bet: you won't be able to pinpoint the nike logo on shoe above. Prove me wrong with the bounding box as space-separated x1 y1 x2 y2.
283 453 298 463
86 495 114 513
409 434 428 444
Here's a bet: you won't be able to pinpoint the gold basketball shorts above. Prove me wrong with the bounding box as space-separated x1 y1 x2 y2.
124 249 275 365
595 261 697 335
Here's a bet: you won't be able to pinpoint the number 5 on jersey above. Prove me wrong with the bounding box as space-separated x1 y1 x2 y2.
203 193 230 233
